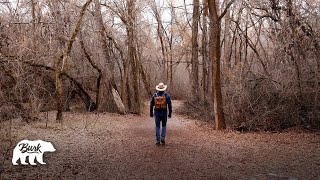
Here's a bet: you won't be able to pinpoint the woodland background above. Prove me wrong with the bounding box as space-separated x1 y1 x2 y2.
0 0 319 131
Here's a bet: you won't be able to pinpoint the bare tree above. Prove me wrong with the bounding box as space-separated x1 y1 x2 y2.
208 0 234 130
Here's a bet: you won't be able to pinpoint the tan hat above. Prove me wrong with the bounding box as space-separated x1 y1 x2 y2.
156 82 167 91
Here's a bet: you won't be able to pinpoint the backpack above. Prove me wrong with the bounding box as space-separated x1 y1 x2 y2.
154 93 167 110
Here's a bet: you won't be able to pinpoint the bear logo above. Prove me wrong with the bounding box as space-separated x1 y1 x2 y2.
12 140 56 165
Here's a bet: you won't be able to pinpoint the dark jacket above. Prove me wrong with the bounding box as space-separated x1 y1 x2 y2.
150 91 172 117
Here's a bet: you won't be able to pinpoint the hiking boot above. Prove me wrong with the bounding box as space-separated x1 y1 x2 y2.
161 138 165 144
156 142 161 145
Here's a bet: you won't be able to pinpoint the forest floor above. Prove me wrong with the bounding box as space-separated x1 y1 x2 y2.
1 100 320 179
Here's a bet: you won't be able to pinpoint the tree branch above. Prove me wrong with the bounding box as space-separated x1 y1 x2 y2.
218 0 235 22
22 61 96 111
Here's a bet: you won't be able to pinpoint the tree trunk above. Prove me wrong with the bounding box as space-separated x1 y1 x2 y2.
94 0 126 114
169 6 174 92
140 64 152 96
79 33 102 109
191 0 200 101
55 70 64 123
223 7 231 69
121 59 130 109
127 0 140 114
29 0 41 119
287 0 302 100
152 1 168 82
202 0 209 100
54 0 93 122
208 0 226 130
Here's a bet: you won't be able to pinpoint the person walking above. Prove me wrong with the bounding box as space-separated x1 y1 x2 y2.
150 82 172 145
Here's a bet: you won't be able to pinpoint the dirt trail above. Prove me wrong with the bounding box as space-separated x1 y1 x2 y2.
1 100 320 179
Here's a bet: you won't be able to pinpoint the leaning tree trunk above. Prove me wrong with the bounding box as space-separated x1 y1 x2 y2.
208 0 226 130
79 33 101 110
94 0 126 114
54 0 93 123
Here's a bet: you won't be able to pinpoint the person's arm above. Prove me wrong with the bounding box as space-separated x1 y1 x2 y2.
167 94 172 118
150 94 155 117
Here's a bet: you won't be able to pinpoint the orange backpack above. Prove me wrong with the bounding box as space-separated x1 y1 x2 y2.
154 93 167 110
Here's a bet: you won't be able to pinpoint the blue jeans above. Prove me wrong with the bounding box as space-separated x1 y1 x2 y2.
155 116 167 142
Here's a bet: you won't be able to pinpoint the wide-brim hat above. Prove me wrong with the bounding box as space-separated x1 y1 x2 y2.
156 82 167 91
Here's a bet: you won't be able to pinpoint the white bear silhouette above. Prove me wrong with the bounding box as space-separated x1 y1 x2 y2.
12 140 56 165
